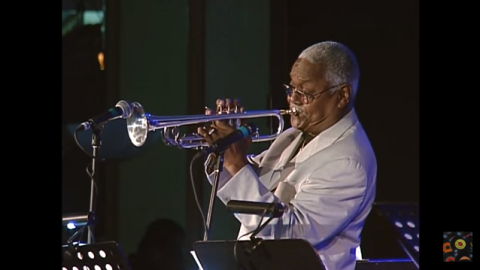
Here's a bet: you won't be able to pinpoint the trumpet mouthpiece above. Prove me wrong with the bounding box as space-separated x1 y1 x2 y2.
280 108 298 116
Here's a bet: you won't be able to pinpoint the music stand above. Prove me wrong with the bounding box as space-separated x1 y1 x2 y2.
373 203 419 269
193 239 325 270
62 241 131 270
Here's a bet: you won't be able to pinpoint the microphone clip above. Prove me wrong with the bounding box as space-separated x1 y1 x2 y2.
247 235 265 254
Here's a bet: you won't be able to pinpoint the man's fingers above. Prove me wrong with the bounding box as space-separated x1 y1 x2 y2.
216 99 225 113
205 107 215 115
197 127 215 144
236 106 246 126
233 99 242 110
212 120 236 131
225 98 232 109
208 98 247 127
197 127 208 137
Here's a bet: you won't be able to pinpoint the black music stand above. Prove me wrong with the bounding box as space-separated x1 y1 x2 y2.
62 241 131 270
373 203 419 269
193 239 325 270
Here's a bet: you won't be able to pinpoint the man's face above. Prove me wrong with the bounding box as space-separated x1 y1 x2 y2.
288 58 342 134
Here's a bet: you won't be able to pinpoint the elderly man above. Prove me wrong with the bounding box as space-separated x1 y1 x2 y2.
198 41 377 270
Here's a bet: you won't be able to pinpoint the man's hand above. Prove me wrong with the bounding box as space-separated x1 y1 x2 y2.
197 98 251 175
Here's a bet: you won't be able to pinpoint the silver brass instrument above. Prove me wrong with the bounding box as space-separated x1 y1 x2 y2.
125 101 297 148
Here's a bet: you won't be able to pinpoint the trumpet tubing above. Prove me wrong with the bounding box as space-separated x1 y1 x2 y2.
125 101 296 148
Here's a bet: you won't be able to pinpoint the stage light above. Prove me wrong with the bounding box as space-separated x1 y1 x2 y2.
98 52 105 70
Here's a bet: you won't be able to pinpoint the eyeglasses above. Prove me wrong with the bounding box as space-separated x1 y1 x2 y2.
283 83 346 104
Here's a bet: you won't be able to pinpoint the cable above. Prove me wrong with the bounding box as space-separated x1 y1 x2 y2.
73 126 103 244
74 128 94 159
66 161 99 245
233 209 268 264
189 154 208 240
67 225 86 245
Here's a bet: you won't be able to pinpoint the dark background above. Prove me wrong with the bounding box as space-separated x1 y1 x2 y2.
62 0 419 262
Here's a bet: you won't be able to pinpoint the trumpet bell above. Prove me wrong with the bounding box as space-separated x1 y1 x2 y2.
126 102 149 147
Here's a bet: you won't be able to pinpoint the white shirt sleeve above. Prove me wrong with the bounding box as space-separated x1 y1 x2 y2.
206 158 368 247
203 150 268 190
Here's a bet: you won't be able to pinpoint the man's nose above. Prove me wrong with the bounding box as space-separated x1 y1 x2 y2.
288 94 303 105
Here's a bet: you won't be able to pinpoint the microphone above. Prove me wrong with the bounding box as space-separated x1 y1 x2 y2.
76 100 132 131
226 200 285 218
197 124 257 157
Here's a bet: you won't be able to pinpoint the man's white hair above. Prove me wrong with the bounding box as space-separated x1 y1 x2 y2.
298 41 360 95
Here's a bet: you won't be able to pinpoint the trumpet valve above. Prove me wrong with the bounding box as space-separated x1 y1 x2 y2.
178 133 208 149
250 126 260 138
167 127 180 140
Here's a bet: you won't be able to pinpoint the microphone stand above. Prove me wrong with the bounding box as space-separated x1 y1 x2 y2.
203 153 224 241
87 126 102 244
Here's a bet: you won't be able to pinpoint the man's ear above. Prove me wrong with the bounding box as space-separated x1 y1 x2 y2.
337 85 352 109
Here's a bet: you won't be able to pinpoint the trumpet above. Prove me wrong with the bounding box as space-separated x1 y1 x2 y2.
125 101 297 148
